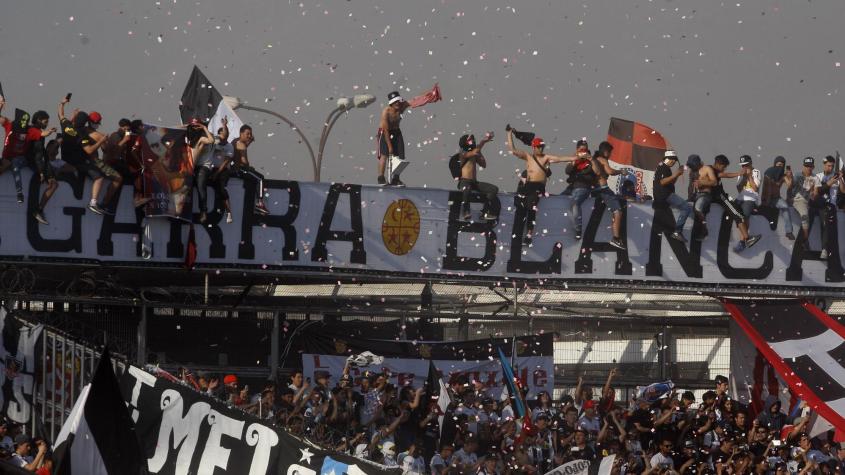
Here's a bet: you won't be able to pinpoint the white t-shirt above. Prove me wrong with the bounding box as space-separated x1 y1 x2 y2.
737 169 761 202
650 452 675 470
399 453 426 475
816 172 841 205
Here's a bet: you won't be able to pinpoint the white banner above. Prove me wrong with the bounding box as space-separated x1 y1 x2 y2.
543 459 591 475
2 169 844 289
302 354 554 399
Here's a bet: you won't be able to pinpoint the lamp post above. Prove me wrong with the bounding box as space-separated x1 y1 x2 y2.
223 94 375 182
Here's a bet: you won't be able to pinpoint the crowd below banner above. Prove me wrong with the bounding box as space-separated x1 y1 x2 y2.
9 363 830 475
2 92 844 257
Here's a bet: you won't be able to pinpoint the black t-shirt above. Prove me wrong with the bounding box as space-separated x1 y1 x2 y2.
628 408 655 449
653 163 675 203
59 118 84 166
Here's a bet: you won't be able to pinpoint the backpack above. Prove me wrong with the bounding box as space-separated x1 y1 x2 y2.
448 153 463 179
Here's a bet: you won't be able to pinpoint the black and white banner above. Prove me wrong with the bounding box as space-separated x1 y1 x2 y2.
0 308 42 427
723 299 845 432
2 168 845 289
543 454 616 475
119 365 399 475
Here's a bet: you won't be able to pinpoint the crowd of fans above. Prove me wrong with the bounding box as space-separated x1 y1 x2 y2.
160 366 845 475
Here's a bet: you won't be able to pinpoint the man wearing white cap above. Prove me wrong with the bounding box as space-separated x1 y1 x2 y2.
652 150 693 242
377 91 409 185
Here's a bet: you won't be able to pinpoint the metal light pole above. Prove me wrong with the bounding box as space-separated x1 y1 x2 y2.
223 94 375 182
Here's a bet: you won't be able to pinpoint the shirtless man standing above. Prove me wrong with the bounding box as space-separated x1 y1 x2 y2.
692 155 760 252
507 128 579 244
590 142 627 250
377 91 410 186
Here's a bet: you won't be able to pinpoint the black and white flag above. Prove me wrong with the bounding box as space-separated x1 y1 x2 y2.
723 298 845 432
179 65 243 137
53 349 144 475
0 308 42 427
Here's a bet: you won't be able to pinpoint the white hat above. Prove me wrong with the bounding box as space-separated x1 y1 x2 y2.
664 150 677 159
381 441 396 456
387 91 404 105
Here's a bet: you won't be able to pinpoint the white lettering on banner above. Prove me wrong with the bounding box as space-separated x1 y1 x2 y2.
245 423 280 475
543 459 591 475
287 464 317 475
147 389 211 475
2 169 844 290
126 365 157 422
198 410 245 475
302 354 554 399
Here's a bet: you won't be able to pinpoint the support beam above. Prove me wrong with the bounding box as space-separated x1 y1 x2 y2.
270 311 280 381
136 305 147 365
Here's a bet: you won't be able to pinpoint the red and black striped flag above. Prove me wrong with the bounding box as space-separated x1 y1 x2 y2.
606 117 669 169
723 298 845 434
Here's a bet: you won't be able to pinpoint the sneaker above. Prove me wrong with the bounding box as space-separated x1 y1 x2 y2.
482 212 498 221
16 193 24 204
141 246 153 260
461 211 472 221
745 235 761 248
88 202 105 215
609 238 627 250
226 212 234 224
199 212 208 224
820 249 829 260
670 231 688 243
734 240 747 253
255 202 270 215
101 204 115 216
377 175 387 185
574 228 582 240
785 232 796 241
391 178 405 187
34 211 48 225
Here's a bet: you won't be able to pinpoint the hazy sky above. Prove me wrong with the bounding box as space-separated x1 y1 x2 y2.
2 0 844 192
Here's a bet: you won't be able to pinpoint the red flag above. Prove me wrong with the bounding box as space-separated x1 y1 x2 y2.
407 83 442 108
606 117 668 170
184 225 197 270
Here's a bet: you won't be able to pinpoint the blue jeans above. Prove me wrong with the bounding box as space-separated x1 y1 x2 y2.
570 187 591 231
772 198 793 235
665 193 693 232
7 155 28 195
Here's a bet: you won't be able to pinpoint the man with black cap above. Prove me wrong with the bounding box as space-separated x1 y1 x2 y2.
736 155 762 222
506 128 580 244
815 155 844 260
79 110 124 215
10 433 47 470
455 131 498 221
761 156 795 240
590 141 627 250
653 150 693 242
789 157 821 248
377 91 409 185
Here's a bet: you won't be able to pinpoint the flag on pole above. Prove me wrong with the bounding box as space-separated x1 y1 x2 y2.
179 65 243 137
53 349 144 475
0 80 5 100
497 347 525 418
407 84 442 108
426 361 451 434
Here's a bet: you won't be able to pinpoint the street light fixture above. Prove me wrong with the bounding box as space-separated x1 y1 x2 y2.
223 93 375 182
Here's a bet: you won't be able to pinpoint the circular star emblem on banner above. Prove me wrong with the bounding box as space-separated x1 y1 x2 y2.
381 199 421 256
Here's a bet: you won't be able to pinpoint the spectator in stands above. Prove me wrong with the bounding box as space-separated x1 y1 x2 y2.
430 443 454 475
231 124 269 215
755 399 787 433
10 434 47 471
577 400 601 441
398 439 426 475
652 150 693 242
761 156 796 240
789 157 820 248
815 155 844 260
650 439 675 471
288 370 304 392
79 111 124 214
455 132 498 221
